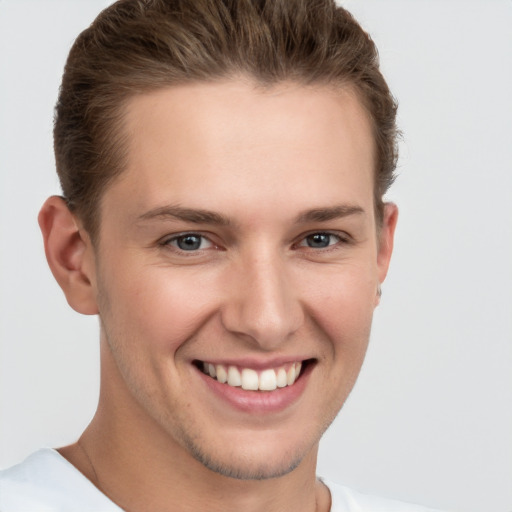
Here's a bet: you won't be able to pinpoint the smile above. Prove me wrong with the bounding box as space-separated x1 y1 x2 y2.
198 361 304 391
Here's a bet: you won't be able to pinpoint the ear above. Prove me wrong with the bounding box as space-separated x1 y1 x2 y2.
375 202 398 304
38 196 99 315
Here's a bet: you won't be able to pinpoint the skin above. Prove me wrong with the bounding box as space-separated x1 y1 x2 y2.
40 79 397 512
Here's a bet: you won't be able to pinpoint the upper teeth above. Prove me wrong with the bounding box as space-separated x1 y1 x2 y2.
202 362 302 391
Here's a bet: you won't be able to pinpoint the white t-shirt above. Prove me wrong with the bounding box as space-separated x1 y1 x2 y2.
0 449 446 511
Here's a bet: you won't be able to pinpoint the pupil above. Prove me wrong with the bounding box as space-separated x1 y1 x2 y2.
308 233 330 248
178 235 201 250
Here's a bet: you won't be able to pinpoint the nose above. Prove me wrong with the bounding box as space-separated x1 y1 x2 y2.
220 252 304 350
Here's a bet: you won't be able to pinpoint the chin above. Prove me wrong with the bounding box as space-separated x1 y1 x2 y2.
187 441 305 481
171 422 317 481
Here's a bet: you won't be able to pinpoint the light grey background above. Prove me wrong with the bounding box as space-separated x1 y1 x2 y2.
1 1 511 511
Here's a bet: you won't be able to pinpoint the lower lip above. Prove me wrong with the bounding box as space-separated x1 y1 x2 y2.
196 363 313 414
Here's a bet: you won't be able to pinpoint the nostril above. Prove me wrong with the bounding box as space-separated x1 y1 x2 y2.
219 271 304 349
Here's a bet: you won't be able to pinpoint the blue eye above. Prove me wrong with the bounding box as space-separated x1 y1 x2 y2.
166 234 213 251
300 233 341 248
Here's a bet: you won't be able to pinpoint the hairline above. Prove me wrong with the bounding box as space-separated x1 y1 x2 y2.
75 75 383 246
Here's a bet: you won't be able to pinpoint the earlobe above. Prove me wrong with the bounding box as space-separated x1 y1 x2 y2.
38 196 99 315
376 202 399 286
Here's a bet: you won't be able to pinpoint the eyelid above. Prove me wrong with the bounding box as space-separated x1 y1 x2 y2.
157 229 352 252
159 231 217 251
293 230 352 250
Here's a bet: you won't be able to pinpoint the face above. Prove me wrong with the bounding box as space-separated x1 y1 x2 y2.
87 80 396 480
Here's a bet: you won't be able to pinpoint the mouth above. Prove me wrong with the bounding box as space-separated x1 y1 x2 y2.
194 359 312 392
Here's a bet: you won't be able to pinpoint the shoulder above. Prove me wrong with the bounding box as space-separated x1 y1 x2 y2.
324 479 449 512
0 449 122 511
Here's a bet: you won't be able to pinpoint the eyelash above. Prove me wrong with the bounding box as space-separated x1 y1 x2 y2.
159 230 351 254
161 233 216 253
295 231 349 250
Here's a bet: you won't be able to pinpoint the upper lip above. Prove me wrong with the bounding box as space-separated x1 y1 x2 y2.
193 356 314 370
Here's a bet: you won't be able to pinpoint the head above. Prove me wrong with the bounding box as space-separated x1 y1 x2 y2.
54 0 398 243
41 0 399 483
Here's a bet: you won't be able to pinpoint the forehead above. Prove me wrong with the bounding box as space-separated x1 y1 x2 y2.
104 80 375 224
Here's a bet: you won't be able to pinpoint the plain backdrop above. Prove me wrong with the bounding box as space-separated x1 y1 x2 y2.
1 1 511 511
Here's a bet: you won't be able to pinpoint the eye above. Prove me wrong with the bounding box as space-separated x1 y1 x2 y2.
164 233 214 251
298 232 343 249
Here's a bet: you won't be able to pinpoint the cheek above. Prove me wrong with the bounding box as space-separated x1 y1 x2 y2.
101 263 222 354
303 261 377 322
301 263 377 361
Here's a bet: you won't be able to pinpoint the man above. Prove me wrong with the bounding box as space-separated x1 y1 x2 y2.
0 1 445 510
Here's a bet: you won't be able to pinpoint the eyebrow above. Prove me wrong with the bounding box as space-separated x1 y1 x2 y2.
137 203 364 227
137 205 231 226
294 205 365 223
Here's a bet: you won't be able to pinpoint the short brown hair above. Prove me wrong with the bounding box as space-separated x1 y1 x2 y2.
54 0 398 240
